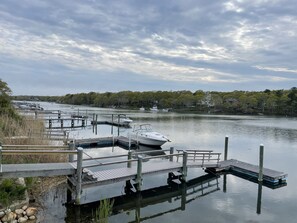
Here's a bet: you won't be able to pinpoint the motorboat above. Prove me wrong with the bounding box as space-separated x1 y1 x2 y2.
150 105 158 112
130 124 170 146
120 117 133 125
139 107 145 111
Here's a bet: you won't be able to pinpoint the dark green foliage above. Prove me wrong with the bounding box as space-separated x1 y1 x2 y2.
0 179 27 207
12 87 297 116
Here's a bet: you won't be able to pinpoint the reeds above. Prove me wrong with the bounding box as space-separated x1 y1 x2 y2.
0 113 67 164
93 199 114 223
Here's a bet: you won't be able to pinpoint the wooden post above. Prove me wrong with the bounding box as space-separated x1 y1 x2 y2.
61 119 64 128
224 136 229 161
63 131 66 144
71 119 74 128
49 119 52 129
95 114 98 135
111 114 114 135
117 115 120 136
75 147 83 204
69 141 75 162
258 144 264 182
127 151 132 168
0 144 2 173
128 133 131 150
58 110 61 119
181 151 188 181
34 111 37 119
181 182 186 211
170 147 174 162
136 156 143 191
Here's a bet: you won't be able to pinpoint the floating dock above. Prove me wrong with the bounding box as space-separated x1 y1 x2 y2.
91 120 131 128
72 136 138 149
208 159 287 185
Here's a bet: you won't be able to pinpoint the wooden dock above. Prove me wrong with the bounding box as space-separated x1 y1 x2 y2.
208 159 287 185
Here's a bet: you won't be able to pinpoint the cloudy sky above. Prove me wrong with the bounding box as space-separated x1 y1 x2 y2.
1 0 297 96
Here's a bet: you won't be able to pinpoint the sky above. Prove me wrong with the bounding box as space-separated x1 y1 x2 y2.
0 0 297 96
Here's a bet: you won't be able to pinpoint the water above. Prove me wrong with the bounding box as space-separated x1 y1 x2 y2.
34 102 297 223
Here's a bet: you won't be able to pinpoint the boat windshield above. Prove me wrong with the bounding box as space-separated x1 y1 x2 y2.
133 124 153 132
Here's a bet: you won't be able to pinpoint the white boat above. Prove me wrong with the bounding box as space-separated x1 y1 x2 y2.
130 124 170 146
119 117 133 125
139 107 145 111
150 105 158 112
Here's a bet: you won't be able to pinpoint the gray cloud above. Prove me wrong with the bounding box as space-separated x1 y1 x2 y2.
0 0 296 95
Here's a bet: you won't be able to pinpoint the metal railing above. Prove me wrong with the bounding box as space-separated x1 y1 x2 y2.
176 149 221 166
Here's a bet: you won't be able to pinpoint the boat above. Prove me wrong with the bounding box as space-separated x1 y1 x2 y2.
150 105 158 112
119 117 133 125
139 107 145 111
130 124 171 146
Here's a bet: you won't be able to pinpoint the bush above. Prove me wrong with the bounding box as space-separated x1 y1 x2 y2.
0 179 27 208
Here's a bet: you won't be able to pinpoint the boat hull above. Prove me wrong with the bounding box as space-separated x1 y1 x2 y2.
130 134 168 146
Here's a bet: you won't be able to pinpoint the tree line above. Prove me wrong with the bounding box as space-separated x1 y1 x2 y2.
13 87 297 116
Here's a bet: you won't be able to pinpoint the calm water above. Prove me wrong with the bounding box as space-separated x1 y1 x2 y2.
35 102 297 223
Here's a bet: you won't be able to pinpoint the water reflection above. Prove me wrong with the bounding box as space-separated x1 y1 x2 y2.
257 182 263 215
66 174 220 223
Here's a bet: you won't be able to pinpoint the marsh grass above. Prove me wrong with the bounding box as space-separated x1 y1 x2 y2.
0 114 67 164
93 199 114 223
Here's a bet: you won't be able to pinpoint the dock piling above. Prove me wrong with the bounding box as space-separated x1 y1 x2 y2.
170 147 174 162
224 136 229 161
68 141 75 162
127 151 132 168
0 143 2 173
75 147 83 204
181 151 188 181
258 144 264 182
136 156 143 191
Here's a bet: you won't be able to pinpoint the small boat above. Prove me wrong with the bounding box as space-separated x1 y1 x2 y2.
150 105 158 112
139 107 145 111
130 124 170 146
119 117 133 125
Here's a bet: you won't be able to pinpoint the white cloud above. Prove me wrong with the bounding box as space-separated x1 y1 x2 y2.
255 66 297 74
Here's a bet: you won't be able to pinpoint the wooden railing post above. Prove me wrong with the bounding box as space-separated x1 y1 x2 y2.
136 156 143 191
170 147 174 162
258 144 264 182
75 147 83 204
181 151 188 181
224 136 229 161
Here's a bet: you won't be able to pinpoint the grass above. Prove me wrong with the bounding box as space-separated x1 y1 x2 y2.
0 114 67 164
0 111 68 208
93 199 114 223
0 179 27 209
